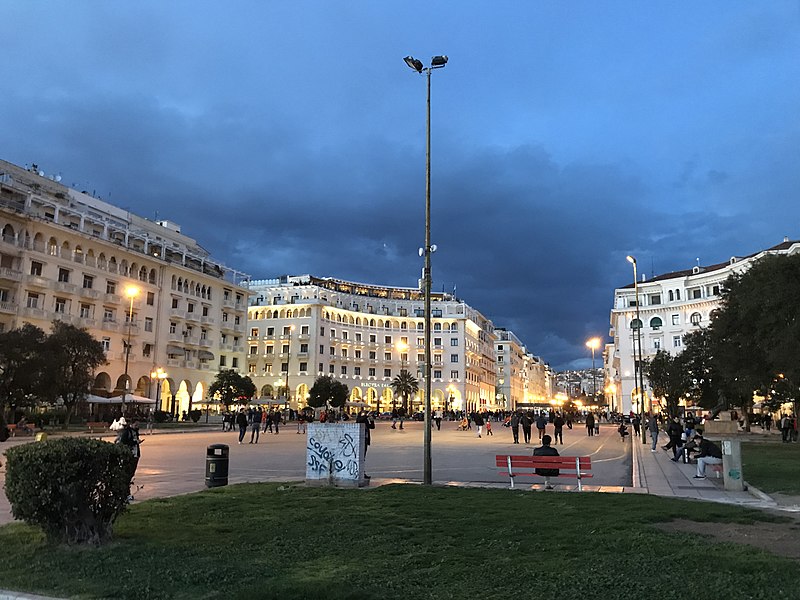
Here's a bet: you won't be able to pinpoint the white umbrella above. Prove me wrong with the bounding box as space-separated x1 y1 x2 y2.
108 394 157 404
346 401 368 407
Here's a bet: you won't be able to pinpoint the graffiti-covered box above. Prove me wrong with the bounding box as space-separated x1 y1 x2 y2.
305 422 366 487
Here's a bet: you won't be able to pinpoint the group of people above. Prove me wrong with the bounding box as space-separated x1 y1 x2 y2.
228 406 285 444
505 410 573 445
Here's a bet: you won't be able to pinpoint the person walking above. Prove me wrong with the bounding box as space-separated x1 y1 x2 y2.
520 411 533 444
664 416 683 460
533 434 560 490
485 419 493 436
236 407 248 444
249 406 261 444
781 414 792 443
586 412 595 437
647 413 660 451
553 412 565 445
472 411 485 438
510 411 521 444
391 408 398 429
535 412 547 441
434 408 443 431
631 414 641 437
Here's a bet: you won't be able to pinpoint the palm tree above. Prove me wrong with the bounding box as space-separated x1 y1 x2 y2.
391 370 419 414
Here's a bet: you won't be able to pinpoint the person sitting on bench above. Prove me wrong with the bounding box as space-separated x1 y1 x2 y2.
533 434 560 489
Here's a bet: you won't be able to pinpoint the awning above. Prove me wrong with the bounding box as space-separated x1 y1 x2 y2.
198 350 215 360
166 344 184 355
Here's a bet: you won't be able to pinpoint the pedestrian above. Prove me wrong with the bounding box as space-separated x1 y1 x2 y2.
510 411 521 444
472 411 485 438
391 408 398 429
664 416 683 460
647 413 659 451
533 434 560 490
631 415 641 437
261 408 269 433
434 408 443 431
297 411 307 434
535 412 547 440
520 411 532 444
586 412 595 437
146 408 155 435
236 407 248 444
398 406 406 430
356 410 375 481
553 412 565 445
273 410 281 434
485 419 493 436
693 433 723 479
249 406 261 444
115 417 142 500
763 412 772 432
780 414 792 443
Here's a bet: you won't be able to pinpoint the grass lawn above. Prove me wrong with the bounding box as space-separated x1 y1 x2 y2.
0 483 797 600
743 441 800 494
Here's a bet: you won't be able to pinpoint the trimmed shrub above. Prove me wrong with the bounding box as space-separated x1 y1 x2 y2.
153 410 171 423
4 437 136 545
188 409 202 423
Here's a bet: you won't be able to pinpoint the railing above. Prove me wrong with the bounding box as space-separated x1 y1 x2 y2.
0 267 22 281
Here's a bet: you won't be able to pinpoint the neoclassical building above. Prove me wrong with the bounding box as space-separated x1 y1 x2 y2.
246 275 508 413
607 238 800 415
0 159 249 415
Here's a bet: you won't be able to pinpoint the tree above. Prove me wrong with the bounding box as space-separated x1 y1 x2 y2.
42 322 107 429
681 328 720 411
391 370 419 413
0 324 47 419
307 376 348 409
645 350 689 417
208 369 256 408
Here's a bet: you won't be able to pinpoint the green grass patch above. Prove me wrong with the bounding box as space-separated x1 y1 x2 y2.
743 442 800 494
0 484 796 599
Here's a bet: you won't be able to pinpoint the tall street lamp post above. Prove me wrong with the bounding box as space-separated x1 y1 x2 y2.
122 286 139 413
626 256 647 444
150 367 167 410
284 325 295 415
396 340 409 414
586 337 601 402
404 53 448 486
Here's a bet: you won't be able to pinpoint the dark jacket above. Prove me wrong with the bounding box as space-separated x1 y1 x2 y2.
533 444 560 476
236 411 248 428
356 413 375 446
697 438 722 459
535 415 547 430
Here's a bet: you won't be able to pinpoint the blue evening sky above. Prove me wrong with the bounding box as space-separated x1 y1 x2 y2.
2 1 799 369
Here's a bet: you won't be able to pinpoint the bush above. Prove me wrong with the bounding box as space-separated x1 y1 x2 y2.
188 409 202 423
153 410 172 423
4 437 136 545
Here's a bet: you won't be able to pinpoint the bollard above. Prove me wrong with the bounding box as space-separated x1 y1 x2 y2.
35 432 48 442
721 439 744 492
205 444 229 488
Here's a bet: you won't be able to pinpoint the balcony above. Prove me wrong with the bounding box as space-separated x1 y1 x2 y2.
0 300 17 314
184 336 200 346
200 338 212 347
201 315 215 325
80 287 101 300
223 299 235 309
101 319 119 332
199 363 211 370
21 306 46 319
170 308 185 319
105 293 122 304
185 311 201 322
168 332 184 343
0 267 22 282
25 275 49 288
54 281 77 294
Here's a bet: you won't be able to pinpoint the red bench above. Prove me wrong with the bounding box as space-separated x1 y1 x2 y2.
496 454 593 491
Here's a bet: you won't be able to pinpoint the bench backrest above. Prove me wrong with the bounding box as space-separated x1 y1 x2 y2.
495 455 592 470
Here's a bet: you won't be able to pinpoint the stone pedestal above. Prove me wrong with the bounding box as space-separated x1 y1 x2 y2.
721 439 744 492
305 422 367 487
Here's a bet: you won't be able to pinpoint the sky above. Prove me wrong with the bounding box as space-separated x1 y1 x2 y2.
2 1 799 370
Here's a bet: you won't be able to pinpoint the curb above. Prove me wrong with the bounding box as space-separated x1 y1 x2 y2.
744 482 776 504
0 592 64 600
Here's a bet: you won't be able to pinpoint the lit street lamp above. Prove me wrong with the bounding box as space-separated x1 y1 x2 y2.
405 53 448 486
626 255 647 445
122 285 139 413
150 367 167 410
283 325 295 414
585 337 601 401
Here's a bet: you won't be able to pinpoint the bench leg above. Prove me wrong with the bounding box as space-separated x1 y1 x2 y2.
507 456 515 489
576 457 582 492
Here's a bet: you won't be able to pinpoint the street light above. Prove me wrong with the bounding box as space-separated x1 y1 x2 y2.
626 255 647 445
283 325 295 414
122 285 139 413
585 337 601 401
150 367 167 410
396 340 409 413
405 53 448 486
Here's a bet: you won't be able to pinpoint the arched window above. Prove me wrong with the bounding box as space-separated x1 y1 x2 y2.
690 312 702 326
650 317 663 330
630 318 643 330
668 290 674 302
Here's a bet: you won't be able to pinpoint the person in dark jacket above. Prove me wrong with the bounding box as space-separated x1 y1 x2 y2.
533 434 560 490
693 434 723 479
553 413 565 445
664 416 683 460
472 411 485 438
535 413 547 440
520 411 533 444
510 411 521 444
585 412 596 437
356 410 376 481
236 407 248 444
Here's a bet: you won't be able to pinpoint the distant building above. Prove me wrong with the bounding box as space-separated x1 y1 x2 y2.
0 159 249 415
607 239 800 414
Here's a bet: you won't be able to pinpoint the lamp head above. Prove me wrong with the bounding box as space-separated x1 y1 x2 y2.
125 285 140 298
586 337 601 350
431 55 448 67
626 255 636 265
404 56 423 72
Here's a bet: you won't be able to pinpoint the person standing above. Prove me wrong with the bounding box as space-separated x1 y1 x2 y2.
585 412 595 437
647 413 660 451
535 412 547 441
510 411 521 444
485 419 493 436
391 408 398 429
553 412 565 445
434 408 443 431
356 410 375 481
781 414 792 443
631 414 641 437
533 434 560 490
472 411 485 438
520 411 533 444
664 416 683 460
236 407 248 444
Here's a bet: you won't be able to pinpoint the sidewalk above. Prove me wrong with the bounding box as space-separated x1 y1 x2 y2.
630 432 800 513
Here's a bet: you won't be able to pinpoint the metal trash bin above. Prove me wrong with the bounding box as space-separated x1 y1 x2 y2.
205 444 229 488
35 432 48 442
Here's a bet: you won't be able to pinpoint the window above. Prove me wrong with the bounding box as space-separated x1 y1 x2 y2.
234 316 240 325
630 318 642 330
103 308 114 322
649 294 661 305
690 312 702 326
107 281 117 294
384 352 392 361
384 368 391 378
672 314 680 326
280 361 288 372
653 339 661 350
355 349 361 359
370 334 376 343
299 362 308 372
331 328 336 338
300 343 308 353
249 346 258 355
434 337 442 346
673 336 682 348
675 290 681 301
433 369 442 379
384 335 392 344
248 364 257 374
146 292 155 306
498 356 505 363
82 274 93 289
169 322 177 334
30 261 43 276
54 297 66 313
668 290 674 302
451 338 458 346
341 366 347 375
329 364 334 374
417 338 424 347
354 366 361 375
691 289 701 300
368 367 376 376
369 351 376 360
450 354 459 363
266 346 274 355
319 345 325 354
202 306 209 317
342 348 348 358
143 343 152 358
711 285 720 296
417 353 424 363
650 317 663 330
282 344 289 354
329 347 335 356
101 337 111 352
58 268 70 283
80 304 91 318
320 326 325 336
318 363 323 373
172 298 179 309
301 325 309 335
251 328 259 337
342 331 348 340
355 332 362 342
145 317 153 332
283 326 292 335
187 302 195 313
450 370 458 379
267 327 275 336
